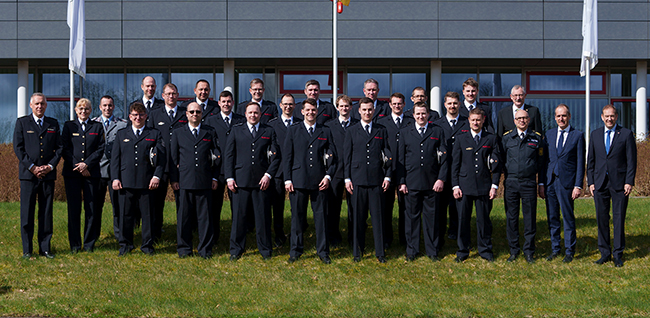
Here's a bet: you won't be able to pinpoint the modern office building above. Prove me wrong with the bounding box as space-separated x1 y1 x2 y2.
0 0 648 143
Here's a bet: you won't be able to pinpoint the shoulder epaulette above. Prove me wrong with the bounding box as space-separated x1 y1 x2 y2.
268 117 279 123
534 131 542 136
503 130 513 136
232 122 245 127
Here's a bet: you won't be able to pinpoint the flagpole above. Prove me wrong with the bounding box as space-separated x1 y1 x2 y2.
70 70 75 120
332 0 338 103
585 58 590 148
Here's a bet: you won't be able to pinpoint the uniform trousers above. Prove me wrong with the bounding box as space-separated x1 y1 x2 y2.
404 189 440 258
593 175 628 259
151 178 179 241
289 188 329 258
504 178 537 256
545 176 577 256
64 176 103 251
212 181 232 241
19 179 55 254
457 194 493 259
119 188 155 254
440 184 458 241
100 177 121 240
384 184 406 246
177 189 214 257
327 177 351 245
270 177 287 239
229 187 272 257
350 185 385 258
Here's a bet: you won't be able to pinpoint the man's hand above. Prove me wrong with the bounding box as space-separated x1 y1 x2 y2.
382 180 390 192
624 184 633 196
81 169 91 177
489 188 497 200
171 182 180 191
228 180 238 193
259 175 271 190
112 180 122 190
285 183 294 193
398 184 408 194
538 185 545 199
212 180 218 190
433 180 444 192
345 181 354 195
589 184 595 196
149 177 160 190
453 188 463 199
571 187 582 200
73 162 88 173
318 177 330 191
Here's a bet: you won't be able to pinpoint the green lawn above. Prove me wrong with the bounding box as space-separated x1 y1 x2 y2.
1 198 649 317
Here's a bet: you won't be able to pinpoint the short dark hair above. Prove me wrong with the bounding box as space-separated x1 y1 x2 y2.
303 98 318 108
555 103 571 115
250 78 264 87
336 95 352 107
390 92 405 102
305 80 321 89
412 102 429 113
100 95 114 103
195 79 210 88
281 93 295 102
358 97 374 105
463 77 479 89
129 102 146 114
602 104 618 115
245 101 261 112
219 90 233 99
469 108 485 117
162 83 177 92
444 91 460 102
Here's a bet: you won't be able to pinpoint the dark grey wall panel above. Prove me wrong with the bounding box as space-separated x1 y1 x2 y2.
544 22 580 40
17 21 67 40
18 2 66 21
123 21 227 39
87 39 122 58
86 2 122 20
86 21 121 39
544 2 581 21
228 21 330 39
228 2 330 21
439 40 543 58
439 21 542 40
339 40 438 58
599 2 647 21
228 39 330 58
123 1 227 20
543 40 582 58
0 40 16 58
123 39 227 58
18 39 67 58
0 3 16 21
0 22 16 40
600 40 648 58
339 21 437 39
439 1 542 21
600 21 648 40
342 2 438 20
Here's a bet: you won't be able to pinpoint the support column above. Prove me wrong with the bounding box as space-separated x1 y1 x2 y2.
223 60 235 93
636 60 647 141
430 60 442 114
17 60 29 118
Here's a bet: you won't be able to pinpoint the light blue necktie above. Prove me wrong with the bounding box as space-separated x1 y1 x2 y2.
605 130 611 154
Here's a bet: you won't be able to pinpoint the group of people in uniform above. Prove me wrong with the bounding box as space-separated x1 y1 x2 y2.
14 76 637 267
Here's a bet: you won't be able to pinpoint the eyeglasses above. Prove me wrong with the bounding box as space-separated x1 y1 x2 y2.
187 110 202 114
515 116 530 121
163 92 178 96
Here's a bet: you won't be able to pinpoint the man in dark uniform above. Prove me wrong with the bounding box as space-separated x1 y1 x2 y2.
452 108 501 263
13 93 62 259
170 102 220 259
460 78 493 132
293 79 337 125
93 95 128 240
501 109 547 263
111 102 166 256
344 97 391 263
397 102 447 262
180 79 220 121
62 98 105 253
587 105 636 267
225 102 281 260
284 99 337 264
267 93 301 247
130 76 164 112
434 91 469 242
377 92 413 247
497 85 543 138
325 95 358 247
146 83 187 241
204 90 246 241
237 78 278 124
351 78 390 122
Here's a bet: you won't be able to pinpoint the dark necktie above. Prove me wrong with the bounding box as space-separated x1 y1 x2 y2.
81 122 86 132
365 124 370 135
308 127 313 136
136 129 141 138
342 120 348 130
251 125 257 138
396 117 401 128
520 132 525 140
201 103 206 110
469 105 474 111
192 128 198 139
168 110 174 121
37 118 42 128
605 130 611 154
285 119 291 127
419 127 425 137
450 119 456 128
146 100 151 110
224 116 230 128
104 119 110 129
474 135 480 145
557 130 565 154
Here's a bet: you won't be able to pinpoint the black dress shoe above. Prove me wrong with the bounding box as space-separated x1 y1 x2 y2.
353 256 361 262
39 251 55 259
429 255 440 262
262 255 272 261
525 255 535 264
483 255 495 263
594 255 611 265
507 254 518 262
118 248 132 257
447 234 457 240
288 256 298 263
562 255 574 263
71 247 81 254
320 255 332 264
84 248 94 253
179 253 192 259
405 254 416 262
201 254 213 260
22 253 32 259
613 257 624 267
455 255 468 263
274 235 287 247
229 254 241 261
546 252 559 261
377 256 387 263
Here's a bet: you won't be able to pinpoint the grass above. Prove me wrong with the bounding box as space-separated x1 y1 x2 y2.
1 198 649 317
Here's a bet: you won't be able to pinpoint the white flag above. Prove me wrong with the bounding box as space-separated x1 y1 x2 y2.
67 0 86 78
580 0 597 77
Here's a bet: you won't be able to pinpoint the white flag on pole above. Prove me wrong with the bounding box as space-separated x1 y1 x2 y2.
580 0 597 77
67 0 86 78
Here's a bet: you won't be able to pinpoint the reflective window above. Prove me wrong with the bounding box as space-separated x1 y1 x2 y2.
612 101 645 132
441 73 476 97
43 101 73 130
610 72 635 97
42 72 81 96
83 70 125 119
527 72 604 93
392 73 426 110
525 98 609 133
282 72 337 93
480 72 522 96
0 71 33 143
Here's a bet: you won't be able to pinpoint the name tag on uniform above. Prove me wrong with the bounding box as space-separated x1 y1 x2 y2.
73 133 80 136
47 128 55 131
123 139 130 142
27 130 34 134
158 122 165 126
466 147 473 150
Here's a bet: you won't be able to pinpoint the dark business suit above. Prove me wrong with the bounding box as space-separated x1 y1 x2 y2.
344 122 391 258
434 115 469 243
61 120 105 252
460 101 493 133
13 115 62 255
111 126 166 255
146 106 187 240
237 99 278 124
180 99 220 121
92 115 128 240
204 112 246 240
130 97 164 113
268 117 302 243
397 123 447 258
545 126 585 257
284 123 337 259
377 114 414 246
224 123 281 258
497 104 543 138
351 100 391 122
587 125 636 260
451 131 501 259
293 100 337 125
324 117 359 246
169 124 220 258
